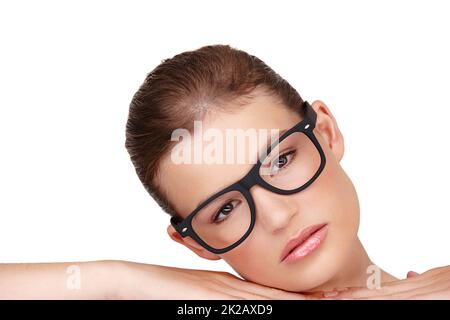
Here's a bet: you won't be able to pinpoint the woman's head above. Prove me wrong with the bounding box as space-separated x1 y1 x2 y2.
125 44 360 291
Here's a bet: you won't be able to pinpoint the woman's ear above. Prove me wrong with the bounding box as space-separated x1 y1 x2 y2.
167 224 221 261
311 100 345 162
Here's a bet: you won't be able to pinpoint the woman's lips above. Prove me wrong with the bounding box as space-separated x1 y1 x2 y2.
280 223 328 263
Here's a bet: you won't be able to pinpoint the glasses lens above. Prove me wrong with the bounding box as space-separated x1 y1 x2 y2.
259 131 321 191
191 190 251 250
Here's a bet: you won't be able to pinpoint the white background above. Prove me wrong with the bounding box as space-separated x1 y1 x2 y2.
0 1 449 280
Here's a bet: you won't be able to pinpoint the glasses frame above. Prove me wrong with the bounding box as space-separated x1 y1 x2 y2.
170 101 327 254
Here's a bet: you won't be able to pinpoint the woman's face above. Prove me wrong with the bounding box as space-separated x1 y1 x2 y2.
159 93 360 291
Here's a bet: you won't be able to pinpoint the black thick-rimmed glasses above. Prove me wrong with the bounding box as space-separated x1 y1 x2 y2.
170 101 326 254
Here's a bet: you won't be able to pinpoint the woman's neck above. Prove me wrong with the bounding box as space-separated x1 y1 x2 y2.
307 237 398 292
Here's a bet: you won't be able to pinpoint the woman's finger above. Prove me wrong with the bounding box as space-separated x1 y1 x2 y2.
342 276 450 300
407 271 420 278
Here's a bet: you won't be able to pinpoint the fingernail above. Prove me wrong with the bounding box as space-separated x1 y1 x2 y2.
323 291 339 298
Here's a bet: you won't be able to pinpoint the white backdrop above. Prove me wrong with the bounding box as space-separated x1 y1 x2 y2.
0 1 449 280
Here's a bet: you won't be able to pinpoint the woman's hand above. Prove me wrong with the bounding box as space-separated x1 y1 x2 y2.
321 265 450 299
116 261 316 300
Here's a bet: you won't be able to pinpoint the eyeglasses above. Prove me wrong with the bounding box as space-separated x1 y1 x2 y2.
170 101 326 254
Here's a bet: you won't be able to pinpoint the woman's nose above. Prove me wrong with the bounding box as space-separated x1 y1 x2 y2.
250 186 298 234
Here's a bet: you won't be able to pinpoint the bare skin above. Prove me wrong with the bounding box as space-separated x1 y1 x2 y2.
0 261 319 299
0 261 449 299
319 265 450 299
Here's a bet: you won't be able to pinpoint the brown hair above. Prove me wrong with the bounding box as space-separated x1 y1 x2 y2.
125 44 305 218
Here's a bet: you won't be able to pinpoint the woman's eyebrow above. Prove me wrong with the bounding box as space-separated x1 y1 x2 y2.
258 128 289 156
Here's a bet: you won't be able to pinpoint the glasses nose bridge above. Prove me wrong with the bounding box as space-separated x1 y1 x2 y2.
238 168 260 192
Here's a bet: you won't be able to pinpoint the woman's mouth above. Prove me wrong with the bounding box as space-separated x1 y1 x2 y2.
280 223 328 264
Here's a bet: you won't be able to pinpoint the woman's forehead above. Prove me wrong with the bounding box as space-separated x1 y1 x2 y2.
204 94 299 129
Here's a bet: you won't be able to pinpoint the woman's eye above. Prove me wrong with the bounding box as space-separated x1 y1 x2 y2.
212 200 239 223
270 150 295 173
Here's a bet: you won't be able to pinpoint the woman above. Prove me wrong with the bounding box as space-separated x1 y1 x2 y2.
1 44 449 299
125 43 398 292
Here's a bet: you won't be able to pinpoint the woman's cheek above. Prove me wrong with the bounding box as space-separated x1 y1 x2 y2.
338 171 361 235
222 233 274 282
322 158 360 234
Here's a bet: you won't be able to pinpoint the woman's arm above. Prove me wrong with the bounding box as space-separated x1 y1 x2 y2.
0 260 313 299
0 260 119 299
